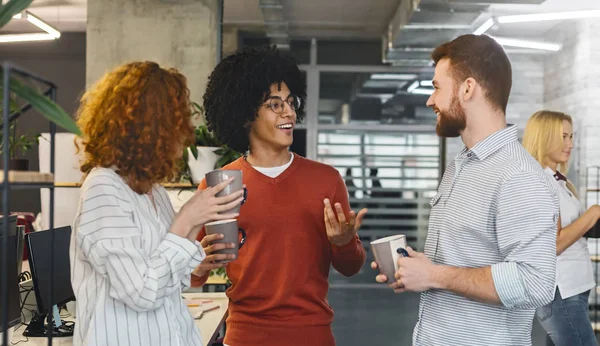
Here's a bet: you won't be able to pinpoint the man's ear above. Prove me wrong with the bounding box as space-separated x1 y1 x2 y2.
462 77 477 102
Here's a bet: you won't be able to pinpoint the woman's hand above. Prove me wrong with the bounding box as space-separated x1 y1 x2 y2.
192 233 236 278
170 178 245 240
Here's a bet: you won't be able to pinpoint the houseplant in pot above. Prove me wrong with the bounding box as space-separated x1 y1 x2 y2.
0 122 39 170
185 102 242 183
0 92 39 170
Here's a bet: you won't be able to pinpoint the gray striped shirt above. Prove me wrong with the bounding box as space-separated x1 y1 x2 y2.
70 167 205 346
413 125 559 346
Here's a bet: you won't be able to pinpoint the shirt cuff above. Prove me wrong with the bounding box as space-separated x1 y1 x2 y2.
159 233 205 273
491 261 527 309
190 240 206 270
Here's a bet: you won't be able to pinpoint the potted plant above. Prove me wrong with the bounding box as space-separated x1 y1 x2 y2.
0 123 39 170
0 91 39 170
185 102 242 184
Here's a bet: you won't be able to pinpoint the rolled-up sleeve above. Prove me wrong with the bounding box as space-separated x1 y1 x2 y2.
492 171 559 310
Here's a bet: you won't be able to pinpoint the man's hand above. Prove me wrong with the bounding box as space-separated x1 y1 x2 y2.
323 198 367 247
192 233 236 278
372 247 440 293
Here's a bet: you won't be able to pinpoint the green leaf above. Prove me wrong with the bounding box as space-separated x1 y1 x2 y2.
0 0 33 29
189 145 198 159
8 76 81 135
213 148 227 155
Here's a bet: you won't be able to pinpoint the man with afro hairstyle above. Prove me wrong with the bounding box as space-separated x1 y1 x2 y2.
191 45 368 346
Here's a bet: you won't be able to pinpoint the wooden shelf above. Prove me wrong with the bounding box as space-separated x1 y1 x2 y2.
54 182 81 188
54 182 198 188
0 171 53 184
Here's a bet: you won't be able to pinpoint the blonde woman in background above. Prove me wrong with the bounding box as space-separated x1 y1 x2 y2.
523 110 599 346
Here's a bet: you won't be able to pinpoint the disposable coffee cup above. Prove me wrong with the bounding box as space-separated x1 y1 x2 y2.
205 170 247 214
370 234 408 284
205 219 246 263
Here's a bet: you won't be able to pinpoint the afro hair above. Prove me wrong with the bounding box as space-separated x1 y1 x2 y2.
202 45 306 153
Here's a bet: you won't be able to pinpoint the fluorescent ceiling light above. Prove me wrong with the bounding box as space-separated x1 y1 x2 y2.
407 81 419 93
473 18 495 35
26 12 60 38
1 11 61 43
497 10 600 24
411 88 433 95
491 36 561 51
363 80 408 89
0 33 55 43
404 24 471 30
419 80 433 87
371 73 418 80
356 93 395 102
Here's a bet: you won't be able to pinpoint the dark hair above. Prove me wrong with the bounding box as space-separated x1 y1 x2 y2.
203 45 307 153
431 34 512 113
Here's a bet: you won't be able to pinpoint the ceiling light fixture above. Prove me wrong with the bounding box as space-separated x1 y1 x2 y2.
411 88 433 95
407 81 420 93
0 11 61 43
497 10 600 24
404 24 472 30
491 36 561 51
473 18 495 35
371 73 419 80
407 81 433 95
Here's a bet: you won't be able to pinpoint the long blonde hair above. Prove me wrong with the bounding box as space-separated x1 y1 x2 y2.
522 110 577 197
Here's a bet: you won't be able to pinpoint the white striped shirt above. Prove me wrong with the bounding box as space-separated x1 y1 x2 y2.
70 167 206 346
414 125 559 346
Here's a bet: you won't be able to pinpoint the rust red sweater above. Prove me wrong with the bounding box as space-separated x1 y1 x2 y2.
191 154 366 346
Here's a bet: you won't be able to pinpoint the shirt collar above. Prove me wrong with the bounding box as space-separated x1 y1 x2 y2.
544 167 567 182
460 124 518 161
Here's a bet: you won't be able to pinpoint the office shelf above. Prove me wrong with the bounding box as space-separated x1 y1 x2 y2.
54 182 198 189
0 171 53 184
2 61 59 346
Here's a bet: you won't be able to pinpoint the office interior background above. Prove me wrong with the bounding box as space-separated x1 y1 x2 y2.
3 0 600 344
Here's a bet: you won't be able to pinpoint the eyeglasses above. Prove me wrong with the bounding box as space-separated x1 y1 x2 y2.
263 95 302 114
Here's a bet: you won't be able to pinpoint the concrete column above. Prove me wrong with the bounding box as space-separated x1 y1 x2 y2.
543 19 600 193
86 0 219 112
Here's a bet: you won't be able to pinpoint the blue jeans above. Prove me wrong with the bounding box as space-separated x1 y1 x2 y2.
536 288 598 346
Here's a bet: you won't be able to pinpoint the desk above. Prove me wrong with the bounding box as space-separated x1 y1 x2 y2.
10 292 229 346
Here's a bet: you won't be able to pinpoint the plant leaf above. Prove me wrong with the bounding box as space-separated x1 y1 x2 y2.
0 0 33 28
8 76 81 135
189 145 198 159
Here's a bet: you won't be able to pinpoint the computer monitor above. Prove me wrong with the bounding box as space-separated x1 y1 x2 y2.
0 215 22 333
16 225 24 277
23 226 75 337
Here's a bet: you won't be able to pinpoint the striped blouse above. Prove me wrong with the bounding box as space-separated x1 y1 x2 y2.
69 167 206 346
414 125 560 346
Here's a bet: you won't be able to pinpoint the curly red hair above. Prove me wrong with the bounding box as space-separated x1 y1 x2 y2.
76 61 194 194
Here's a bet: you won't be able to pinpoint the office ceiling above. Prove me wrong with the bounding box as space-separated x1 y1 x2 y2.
3 0 600 124
3 0 598 61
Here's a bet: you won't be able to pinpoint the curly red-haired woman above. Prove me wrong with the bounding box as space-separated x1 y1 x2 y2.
70 61 244 346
